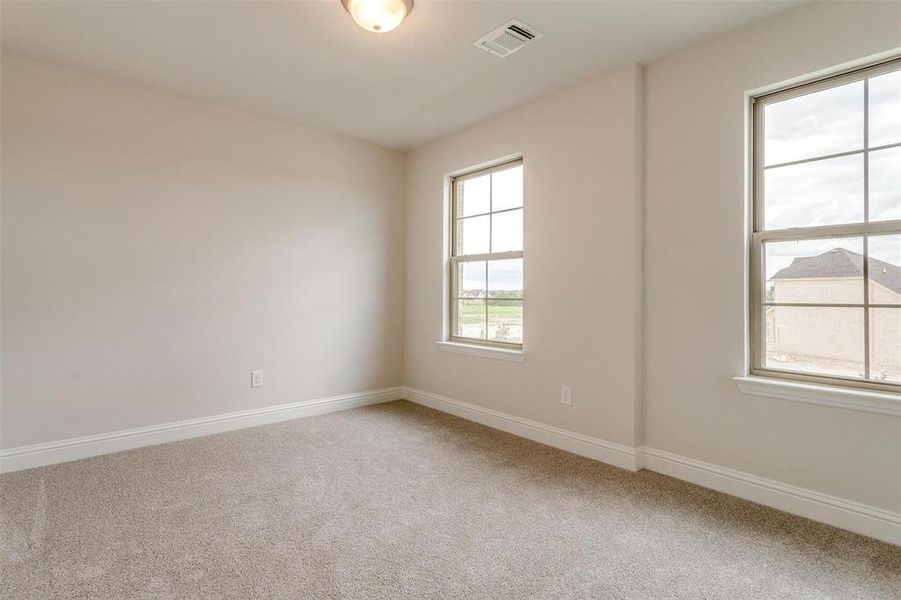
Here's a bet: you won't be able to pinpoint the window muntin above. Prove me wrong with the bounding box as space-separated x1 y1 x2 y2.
450 159 523 347
751 59 901 391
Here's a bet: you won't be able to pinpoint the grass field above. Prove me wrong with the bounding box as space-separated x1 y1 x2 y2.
457 299 523 342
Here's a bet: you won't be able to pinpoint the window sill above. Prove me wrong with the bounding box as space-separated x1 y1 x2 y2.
733 376 901 416
435 341 526 363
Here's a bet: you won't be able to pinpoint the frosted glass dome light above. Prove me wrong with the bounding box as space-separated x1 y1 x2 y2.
342 0 413 33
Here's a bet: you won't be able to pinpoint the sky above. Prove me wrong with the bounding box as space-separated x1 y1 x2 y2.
764 69 900 232
459 259 522 296
457 165 524 295
763 68 900 281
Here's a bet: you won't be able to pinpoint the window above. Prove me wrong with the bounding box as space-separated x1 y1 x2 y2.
751 58 900 392
449 158 523 348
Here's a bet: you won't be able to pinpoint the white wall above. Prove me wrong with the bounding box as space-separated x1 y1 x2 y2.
2 0 898 525
404 65 643 447
404 2 900 517
644 1 901 512
0 55 405 449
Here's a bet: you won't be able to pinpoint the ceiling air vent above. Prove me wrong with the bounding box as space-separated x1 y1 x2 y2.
473 19 544 58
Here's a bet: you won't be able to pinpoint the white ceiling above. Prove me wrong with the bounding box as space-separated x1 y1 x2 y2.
1 1 801 149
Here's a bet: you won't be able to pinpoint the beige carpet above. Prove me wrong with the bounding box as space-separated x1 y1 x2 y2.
1 400 899 599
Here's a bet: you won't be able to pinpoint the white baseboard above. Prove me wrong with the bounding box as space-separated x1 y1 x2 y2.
0 387 403 474
639 446 900 546
4 385 897 545
401 386 639 471
401 386 899 546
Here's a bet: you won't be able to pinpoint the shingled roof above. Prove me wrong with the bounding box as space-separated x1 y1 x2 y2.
772 247 901 295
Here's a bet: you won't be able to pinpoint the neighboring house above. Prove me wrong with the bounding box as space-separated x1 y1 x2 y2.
768 247 901 381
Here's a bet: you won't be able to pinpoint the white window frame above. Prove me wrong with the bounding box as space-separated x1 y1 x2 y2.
749 57 901 395
447 157 524 351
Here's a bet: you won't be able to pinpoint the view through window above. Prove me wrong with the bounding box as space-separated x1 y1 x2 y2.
752 59 900 390
450 159 523 347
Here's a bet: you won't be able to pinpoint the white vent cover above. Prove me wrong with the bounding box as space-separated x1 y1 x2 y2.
473 19 543 58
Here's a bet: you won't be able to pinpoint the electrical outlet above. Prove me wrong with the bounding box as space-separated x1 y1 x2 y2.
560 385 572 406
251 370 263 388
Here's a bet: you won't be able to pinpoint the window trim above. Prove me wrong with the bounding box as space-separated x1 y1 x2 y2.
748 57 901 394
435 340 526 363
733 376 901 416
448 157 524 350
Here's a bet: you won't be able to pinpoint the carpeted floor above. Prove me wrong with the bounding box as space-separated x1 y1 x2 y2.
1 400 899 599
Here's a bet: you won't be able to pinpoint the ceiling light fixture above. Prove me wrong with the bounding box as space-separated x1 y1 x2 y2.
342 0 413 33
